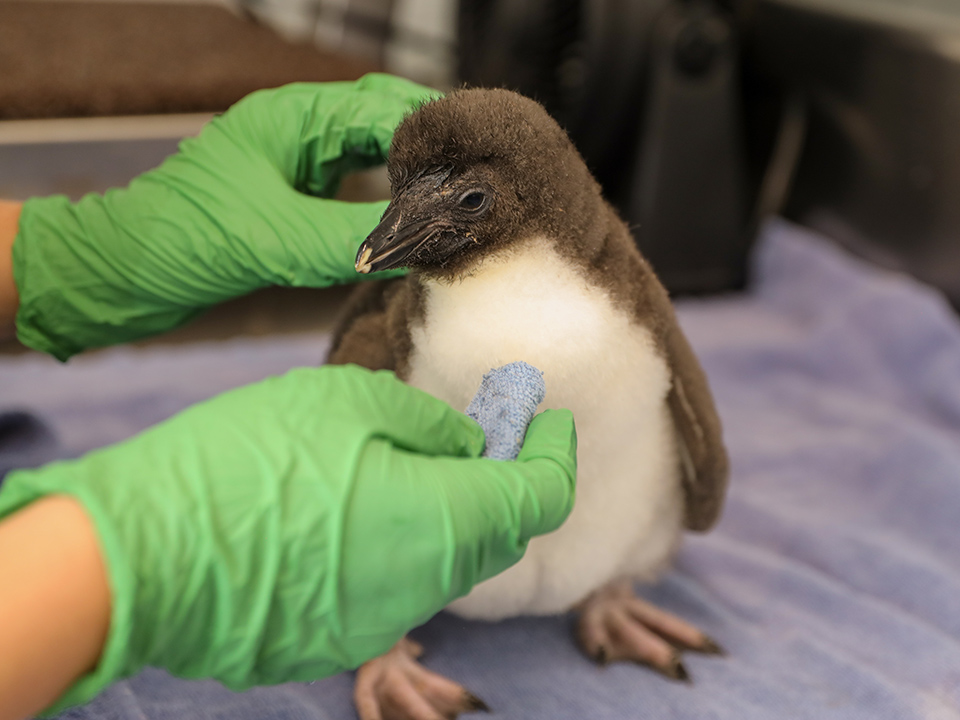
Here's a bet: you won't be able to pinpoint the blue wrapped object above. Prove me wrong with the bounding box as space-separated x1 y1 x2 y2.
465 361 546 461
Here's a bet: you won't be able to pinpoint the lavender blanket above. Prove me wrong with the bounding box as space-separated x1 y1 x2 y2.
3 220 958 719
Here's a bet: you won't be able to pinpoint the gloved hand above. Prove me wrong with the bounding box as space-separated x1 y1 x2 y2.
13 74 438 360
0 364 577 714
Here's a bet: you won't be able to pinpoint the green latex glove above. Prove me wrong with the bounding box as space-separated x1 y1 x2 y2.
0 364 577 714
13 74 439 360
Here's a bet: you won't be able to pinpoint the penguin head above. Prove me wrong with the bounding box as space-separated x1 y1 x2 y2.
355 88 602 279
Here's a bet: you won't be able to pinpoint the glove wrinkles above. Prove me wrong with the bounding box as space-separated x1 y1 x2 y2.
0 366 577 715
13 75 439 360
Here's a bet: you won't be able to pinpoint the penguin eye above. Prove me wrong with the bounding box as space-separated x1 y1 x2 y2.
458 190 487 212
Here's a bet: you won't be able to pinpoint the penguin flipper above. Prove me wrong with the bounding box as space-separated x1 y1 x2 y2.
663 321 730 532
327 278 419 377
326 279 401 372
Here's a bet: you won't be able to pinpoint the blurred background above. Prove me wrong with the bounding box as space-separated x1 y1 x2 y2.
2 0 960 351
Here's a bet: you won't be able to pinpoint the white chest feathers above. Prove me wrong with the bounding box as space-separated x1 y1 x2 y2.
406 238 684 620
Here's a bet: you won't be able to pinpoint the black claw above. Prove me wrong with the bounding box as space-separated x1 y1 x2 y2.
671 659 691 683
651 652 692 683
697 636 727 656
660 632 727 656
594 646 609 666
464 690 491 713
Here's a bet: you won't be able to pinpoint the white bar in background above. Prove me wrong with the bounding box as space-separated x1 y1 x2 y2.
0 114 215 145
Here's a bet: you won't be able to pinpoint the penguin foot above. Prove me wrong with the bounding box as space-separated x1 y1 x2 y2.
576 579 723 682
354 636 491 720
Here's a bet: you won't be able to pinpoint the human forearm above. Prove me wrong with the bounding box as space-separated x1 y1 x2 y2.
0 365 575 714
0 495 110 720
0 200 22 338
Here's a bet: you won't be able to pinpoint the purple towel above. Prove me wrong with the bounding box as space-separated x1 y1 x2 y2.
2 219 959 720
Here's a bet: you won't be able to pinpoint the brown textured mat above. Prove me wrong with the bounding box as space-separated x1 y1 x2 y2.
0 1 380 119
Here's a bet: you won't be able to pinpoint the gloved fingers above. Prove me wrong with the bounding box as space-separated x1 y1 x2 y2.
275 196 406 286
366 410 576 598
388 409 577 572
185 76 437 198
510 409 579 537
316 366 486 458
351 445 505 599
349 73 443 137
297 74 441 197
517 409 578 468
413 408 576 544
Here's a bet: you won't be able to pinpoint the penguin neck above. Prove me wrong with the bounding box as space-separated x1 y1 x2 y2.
407 235 627 409
416 234 562 286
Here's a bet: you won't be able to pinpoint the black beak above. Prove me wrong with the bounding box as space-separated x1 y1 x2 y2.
355 203 441 274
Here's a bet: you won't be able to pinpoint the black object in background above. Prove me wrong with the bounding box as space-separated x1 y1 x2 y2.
457 0 766 295
460 0 960 308
0 412 60 481
746 0 960 309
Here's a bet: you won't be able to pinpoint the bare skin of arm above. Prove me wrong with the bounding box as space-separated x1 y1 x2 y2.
0 200 22 339
0 495 111 720
0 203 111 718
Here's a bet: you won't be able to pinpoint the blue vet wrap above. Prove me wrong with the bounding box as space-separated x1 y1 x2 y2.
465 361 546 461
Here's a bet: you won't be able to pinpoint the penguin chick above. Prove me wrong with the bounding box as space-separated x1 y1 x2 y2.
328 88 729 720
